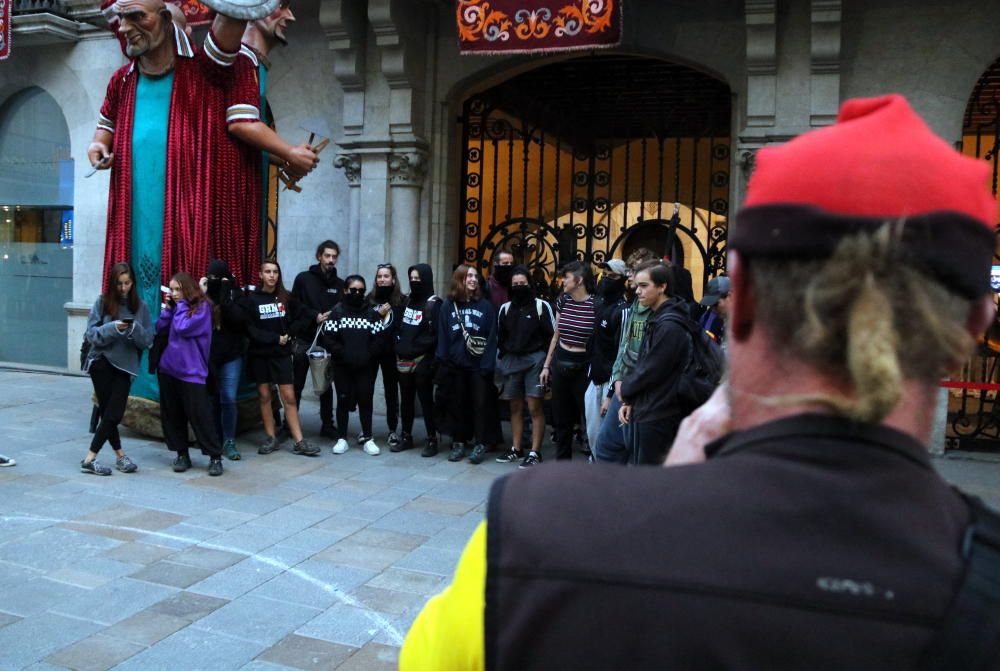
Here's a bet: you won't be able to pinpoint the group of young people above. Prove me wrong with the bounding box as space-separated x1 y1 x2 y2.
79 238 725 476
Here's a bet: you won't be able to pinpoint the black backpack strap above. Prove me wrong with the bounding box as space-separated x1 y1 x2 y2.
915 494 1000 670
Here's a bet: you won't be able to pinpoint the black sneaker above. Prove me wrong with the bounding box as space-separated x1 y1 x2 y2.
81 459 111 476
387 432 401 448
447 442 467 462
208 459 224 477
172 453 192 473
320 424 337 440
293 439 320 457
396 432 414 452
258 435 280 455
468 444 487 465
495 447 522 464
115 455 138 473
519 452 541 469
0 454 16 467
421 437 438 458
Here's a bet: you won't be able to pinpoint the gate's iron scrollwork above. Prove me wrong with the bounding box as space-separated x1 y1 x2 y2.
458 54 732 297
948 56 1000 450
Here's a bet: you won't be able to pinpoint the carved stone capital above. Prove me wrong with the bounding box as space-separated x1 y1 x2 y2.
333 153 361 185
388 152 427 186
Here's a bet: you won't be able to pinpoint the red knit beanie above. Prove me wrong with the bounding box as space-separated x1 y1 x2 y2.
731 94 997 297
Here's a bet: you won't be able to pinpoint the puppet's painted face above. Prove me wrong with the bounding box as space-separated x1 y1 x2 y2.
116 0 170 58
255 2 294 47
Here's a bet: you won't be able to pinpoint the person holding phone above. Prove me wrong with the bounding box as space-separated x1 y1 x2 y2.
156 272 225 476
245 260 320 457
81 262 153 475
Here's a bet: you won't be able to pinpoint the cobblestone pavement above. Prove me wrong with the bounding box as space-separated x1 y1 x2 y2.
1 369 998 670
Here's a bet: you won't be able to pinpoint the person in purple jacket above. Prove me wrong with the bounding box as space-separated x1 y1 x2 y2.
156 272 224 476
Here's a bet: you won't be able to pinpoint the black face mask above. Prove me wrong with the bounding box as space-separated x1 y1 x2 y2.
409 279 426 299
344 292 366 308
206 278 223 302
509 284 533 303
597 276 626 298
374 285 393 302
494 265 513 287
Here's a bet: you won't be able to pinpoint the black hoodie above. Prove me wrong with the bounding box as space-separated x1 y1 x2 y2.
395 264 441 361
291 263 345 341
244 288 311 358
620 297 693 422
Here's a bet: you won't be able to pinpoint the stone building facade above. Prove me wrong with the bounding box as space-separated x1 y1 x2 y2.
1 0 999 369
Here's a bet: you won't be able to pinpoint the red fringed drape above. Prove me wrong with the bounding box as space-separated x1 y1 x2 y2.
101 35 262 291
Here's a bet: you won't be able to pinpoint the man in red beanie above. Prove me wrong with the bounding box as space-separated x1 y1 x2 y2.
399 95 1000 670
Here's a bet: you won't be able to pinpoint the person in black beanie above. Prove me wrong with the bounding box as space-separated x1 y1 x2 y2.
203 259 246 461
394 264 441 456
289 240 343 439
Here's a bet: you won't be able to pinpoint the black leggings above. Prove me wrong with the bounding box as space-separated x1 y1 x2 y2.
399 366 436 438
372 351 399 432
89 357 132 454
550 348 590 459
437 365 502 445
334 363 375 439
158 372 222 458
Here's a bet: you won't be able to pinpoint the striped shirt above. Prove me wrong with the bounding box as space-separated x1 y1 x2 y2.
556 293 597 349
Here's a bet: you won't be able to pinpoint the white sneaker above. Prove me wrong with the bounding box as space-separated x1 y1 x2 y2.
332 438 350 455
363 439 380 456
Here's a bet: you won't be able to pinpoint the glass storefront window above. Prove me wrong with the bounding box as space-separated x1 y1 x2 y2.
0 87 73 367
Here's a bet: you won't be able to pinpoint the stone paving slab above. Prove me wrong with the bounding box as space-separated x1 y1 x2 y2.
1 368 998 671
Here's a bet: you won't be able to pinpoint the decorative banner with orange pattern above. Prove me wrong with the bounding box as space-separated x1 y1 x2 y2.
457 0 621 55
0 0 11 61
175 0 213 26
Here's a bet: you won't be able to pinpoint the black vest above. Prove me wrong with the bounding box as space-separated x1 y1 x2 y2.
484 415 970 671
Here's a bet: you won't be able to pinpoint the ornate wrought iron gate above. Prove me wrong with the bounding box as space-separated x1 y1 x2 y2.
948 56 1000 450
457 55 732 297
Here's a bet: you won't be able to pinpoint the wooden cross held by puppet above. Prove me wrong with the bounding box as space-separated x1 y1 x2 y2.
278 116 332 192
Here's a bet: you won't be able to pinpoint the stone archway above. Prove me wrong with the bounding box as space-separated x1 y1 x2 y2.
454 53 732 298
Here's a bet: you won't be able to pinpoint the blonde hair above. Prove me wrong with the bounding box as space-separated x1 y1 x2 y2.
750 223 974 423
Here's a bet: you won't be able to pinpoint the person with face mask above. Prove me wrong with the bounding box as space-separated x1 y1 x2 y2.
494 266 555 468
322 276 387 456
584 259 629 460
367 263 405 447
487 249 515 309
203 259 247 461
394 264 442 455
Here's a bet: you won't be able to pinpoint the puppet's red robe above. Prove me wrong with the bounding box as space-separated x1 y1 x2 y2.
98 26 262 289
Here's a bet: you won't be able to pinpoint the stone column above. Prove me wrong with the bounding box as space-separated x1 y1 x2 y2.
388 151 428 274
333 153 362 270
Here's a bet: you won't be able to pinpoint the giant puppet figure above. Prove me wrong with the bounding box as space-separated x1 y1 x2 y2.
219 0 317 282
87 0 278 403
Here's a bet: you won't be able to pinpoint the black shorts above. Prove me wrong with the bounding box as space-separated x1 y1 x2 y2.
249 355 294 386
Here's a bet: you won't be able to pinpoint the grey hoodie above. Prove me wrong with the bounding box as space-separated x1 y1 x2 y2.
84 297 154 377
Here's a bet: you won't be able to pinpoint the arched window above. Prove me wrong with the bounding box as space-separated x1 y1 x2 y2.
0 87 74 367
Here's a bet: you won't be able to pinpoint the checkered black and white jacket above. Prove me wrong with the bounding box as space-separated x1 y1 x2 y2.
319 303 387 369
